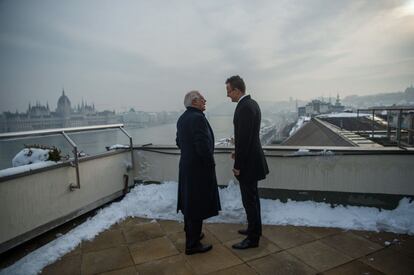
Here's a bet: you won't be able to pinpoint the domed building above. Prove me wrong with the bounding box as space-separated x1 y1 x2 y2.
0 89 123 132
56 89 71 117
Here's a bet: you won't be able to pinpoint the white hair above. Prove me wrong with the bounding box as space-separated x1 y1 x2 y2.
184 90 200 107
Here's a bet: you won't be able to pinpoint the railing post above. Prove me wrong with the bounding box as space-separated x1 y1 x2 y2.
61 131 81 190
371 109 375 139
397 109 402 147
409 114 414 145
357 109 360 135
387 110 391 139
119 127 134 174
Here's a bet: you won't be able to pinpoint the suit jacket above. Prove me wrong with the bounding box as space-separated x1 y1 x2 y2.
233 95 269 182
176 107 221 220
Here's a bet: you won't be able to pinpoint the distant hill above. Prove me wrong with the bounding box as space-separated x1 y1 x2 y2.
342 85 414 108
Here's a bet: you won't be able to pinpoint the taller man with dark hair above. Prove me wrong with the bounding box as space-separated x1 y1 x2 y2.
226 76 269 249
176 90 221 255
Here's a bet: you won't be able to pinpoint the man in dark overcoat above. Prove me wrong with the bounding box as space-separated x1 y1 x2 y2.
226 75 269 249
176 90 221 255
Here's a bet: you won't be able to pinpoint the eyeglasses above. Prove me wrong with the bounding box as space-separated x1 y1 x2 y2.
194 97 206 102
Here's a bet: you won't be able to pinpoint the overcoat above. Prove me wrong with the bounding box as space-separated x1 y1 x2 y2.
233 95 269 182
176 107 221 220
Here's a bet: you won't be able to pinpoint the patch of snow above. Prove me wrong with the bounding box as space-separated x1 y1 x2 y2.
289 116 311 136
215 137 233 147
2 181 414 275
12 148 50 167
318 112 371 118
293 148 310 155
293 149 334 156
0 161 58 178
108 144 130 150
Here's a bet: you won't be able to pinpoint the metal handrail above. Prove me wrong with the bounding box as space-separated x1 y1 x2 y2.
0 124 134 191
357 108 414 147
0 124 124 140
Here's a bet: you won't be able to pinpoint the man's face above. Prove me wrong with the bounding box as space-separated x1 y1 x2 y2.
192 93 206 112
226 83 239 102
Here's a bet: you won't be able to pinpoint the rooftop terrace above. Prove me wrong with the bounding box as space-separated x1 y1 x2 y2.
2 216 414 275
1 125 413 274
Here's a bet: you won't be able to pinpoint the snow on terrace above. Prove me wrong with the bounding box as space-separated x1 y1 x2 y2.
0 148 59 177
317 112 371 118
289 116 310 136
0 161 57 178
1 181 414 275
12 148 50 167
318 112 387 125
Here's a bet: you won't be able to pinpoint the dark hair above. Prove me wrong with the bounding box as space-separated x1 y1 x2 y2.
225 75 246 93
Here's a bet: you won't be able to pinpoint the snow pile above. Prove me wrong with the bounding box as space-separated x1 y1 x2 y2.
293 148 310 155
108 144 130 150
293 148 334 156
215 137 233 147
289 116 310 136
2 181 414 275
0 148 59 178
0 162 57 178
12 148 50 167
318 112 387 125
318 112 371 118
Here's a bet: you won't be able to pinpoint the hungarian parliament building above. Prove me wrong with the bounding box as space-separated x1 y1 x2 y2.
0 90 122 133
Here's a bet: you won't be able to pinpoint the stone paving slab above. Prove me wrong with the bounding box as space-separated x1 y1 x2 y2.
41 254 82 275
3 218 414 275
321 260 385 275
296 226 343 239
360 248 414 275
167 230 220 253
223 237 280 261
287 240 353 272
320 232 383 258
247 251 317 275
207 263 257 275
81 246 134 275
129 236 179 265
135 254 194 275
122 222 165 244
204 223 245 243
158 219 185 235
184 244 242 274
82 229 126 253
262 225 316 249
99 266 138 275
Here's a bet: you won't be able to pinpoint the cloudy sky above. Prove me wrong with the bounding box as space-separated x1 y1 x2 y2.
0 0 413 112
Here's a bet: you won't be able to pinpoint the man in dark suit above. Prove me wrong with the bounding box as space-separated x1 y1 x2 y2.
176 90 221 255
226 75 269 249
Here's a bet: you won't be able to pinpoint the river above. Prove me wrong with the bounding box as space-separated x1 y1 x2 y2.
0 115 234 170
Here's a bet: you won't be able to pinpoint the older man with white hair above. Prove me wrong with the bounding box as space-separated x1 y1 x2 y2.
176 90 221 255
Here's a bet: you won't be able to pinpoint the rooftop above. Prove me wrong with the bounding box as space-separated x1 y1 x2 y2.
3 217 413 275
1 125 413 274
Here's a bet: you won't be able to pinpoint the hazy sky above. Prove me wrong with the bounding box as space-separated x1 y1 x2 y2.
1 0 413 112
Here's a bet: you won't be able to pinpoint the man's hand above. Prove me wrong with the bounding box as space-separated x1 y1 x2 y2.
232 168 240 176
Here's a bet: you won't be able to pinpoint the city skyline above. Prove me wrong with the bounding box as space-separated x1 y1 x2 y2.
1 0 414 113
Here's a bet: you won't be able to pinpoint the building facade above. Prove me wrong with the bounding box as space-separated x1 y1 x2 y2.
0 90 122 133
298 95 345 117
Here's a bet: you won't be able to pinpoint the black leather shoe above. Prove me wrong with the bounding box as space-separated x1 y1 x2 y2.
232 238 259 250
238 229 248 235
199 232 205 241
185 243 213 255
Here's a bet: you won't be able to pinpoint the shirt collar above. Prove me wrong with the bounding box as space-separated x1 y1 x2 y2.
186 106 204 115
238 94 249 104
